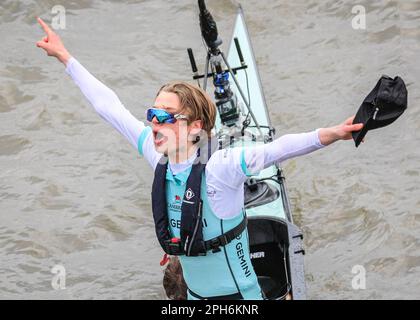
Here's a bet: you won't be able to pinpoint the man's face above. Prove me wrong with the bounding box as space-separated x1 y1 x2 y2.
152 91 201 156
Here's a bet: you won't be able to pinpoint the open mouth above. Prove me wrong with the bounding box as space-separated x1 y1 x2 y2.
153 131 168 146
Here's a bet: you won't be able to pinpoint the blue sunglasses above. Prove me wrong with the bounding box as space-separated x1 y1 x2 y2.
146 108 189 124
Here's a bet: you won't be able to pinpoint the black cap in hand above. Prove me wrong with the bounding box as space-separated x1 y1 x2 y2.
352 75 408 147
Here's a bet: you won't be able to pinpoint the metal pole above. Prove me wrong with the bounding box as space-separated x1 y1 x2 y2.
220 51 262 136
203 52 210 91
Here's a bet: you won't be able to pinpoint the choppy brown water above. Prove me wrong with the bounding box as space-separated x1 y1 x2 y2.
0 0 419 299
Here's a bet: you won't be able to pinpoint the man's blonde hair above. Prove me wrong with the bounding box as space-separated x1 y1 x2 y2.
157 81 217 136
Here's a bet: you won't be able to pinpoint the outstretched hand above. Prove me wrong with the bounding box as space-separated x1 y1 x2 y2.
334 116 364 141
318 116 364 146
36 17 71 65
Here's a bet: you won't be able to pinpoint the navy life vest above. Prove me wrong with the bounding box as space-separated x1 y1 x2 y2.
151 140 247 257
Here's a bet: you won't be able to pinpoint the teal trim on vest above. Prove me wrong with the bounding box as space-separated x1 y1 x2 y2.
137 126 152 156
240 148 252 177
164 166 261 299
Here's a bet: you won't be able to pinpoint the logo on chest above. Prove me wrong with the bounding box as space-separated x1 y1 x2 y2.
169 194 182 211
206 188 216 198
185 188 195 201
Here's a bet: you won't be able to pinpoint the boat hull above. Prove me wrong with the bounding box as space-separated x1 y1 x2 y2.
224 5 307 300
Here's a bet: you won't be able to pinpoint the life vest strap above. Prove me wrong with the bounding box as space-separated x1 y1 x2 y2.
162 215 247 256
204 215 247 253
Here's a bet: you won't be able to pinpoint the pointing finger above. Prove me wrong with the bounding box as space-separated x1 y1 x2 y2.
37 17 53 36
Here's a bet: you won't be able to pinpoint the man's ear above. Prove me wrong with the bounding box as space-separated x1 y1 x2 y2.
189 119 203 135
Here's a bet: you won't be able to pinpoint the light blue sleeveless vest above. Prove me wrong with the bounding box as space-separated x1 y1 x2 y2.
164 165 262 300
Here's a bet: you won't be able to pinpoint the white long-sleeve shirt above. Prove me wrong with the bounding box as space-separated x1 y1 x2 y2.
65 57 325 219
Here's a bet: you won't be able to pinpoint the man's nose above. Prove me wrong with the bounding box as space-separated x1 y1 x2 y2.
151 117 159 125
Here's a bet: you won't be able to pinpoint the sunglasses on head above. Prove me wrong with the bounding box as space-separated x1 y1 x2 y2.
146 108 189 124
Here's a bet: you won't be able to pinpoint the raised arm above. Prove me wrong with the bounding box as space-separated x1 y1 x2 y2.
240 116 363 176
35 17 146 149
207 116 364 189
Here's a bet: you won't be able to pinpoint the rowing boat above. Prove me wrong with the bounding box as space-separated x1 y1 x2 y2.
187 2 306 300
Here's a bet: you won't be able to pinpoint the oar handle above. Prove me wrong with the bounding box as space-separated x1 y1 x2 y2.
234 37 245 66
187 48 198 73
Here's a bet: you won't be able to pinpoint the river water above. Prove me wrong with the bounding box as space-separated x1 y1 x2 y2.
0 0 419 299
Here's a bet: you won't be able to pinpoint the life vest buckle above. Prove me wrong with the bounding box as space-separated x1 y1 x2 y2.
163 238 184 255
209 238 222 253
